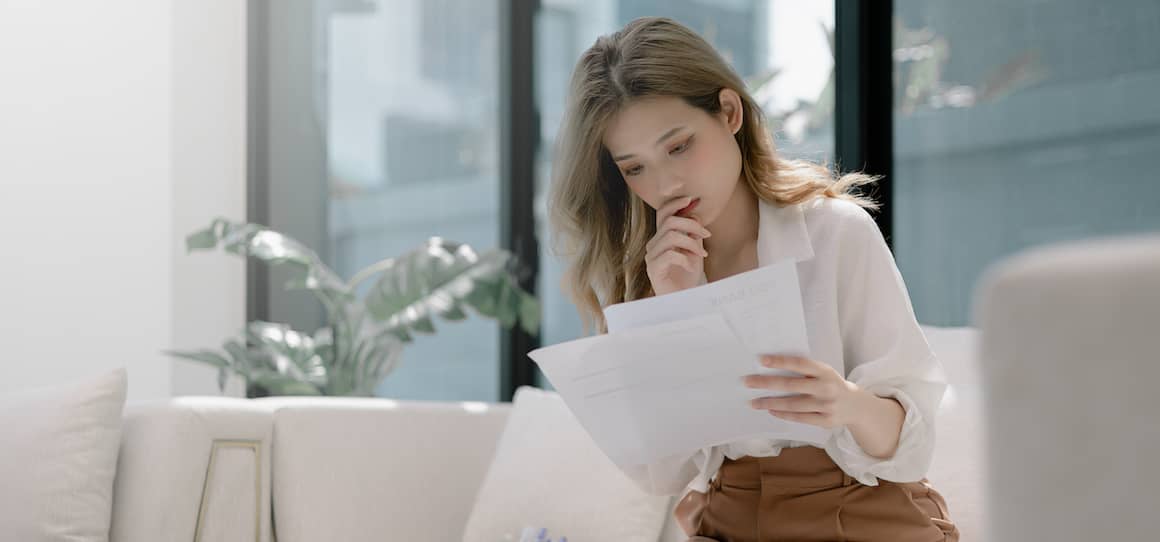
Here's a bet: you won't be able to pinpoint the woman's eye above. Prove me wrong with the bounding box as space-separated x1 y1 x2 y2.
670 137 693 155
624 165 643 176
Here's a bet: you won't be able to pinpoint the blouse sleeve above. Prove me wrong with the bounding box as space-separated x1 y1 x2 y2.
823 205 948 486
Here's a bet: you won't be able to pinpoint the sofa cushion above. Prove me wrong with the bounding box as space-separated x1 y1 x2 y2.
0 368 127 542
462 386 671 542
264 397 510 542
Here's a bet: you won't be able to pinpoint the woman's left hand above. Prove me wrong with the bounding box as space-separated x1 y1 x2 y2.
744 355 868 429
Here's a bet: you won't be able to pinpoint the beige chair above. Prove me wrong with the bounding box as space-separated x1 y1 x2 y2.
974 234 1160 541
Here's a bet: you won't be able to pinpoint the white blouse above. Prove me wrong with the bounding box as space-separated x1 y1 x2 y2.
621 196 948 496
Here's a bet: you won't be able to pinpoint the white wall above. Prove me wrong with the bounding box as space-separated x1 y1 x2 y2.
0 0 246 400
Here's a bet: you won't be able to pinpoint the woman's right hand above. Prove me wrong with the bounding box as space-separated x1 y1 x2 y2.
646 196 712 296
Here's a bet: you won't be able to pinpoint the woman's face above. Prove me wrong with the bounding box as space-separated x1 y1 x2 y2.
602 89 744 227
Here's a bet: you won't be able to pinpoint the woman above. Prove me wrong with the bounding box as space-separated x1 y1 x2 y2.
546 16 959 541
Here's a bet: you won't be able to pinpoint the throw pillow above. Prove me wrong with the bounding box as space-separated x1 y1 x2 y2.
462 386 670 542
0 368 128 541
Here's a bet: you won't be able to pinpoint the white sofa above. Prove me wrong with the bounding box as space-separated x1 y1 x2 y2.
106 324 984 542
107 233 1159 541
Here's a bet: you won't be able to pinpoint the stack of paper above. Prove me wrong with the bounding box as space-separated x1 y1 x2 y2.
528 261 832 469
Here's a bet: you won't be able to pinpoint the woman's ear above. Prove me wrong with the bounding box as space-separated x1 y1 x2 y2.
718 88 744 135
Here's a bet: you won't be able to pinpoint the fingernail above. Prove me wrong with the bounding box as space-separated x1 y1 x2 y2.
762 356 776 367
702 229 712 237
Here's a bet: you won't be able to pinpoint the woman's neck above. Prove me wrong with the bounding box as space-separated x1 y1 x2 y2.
703 180 758 265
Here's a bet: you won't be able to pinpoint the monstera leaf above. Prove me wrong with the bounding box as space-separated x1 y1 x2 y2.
361 238 540 343
185 219 354 314
167 218 540 397
244 321 328 387
166 332 324 396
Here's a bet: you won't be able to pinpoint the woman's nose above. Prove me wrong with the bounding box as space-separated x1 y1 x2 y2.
658 181 684 199
656 169 686 198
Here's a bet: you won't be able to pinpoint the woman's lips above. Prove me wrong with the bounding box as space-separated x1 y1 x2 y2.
677 198 700 217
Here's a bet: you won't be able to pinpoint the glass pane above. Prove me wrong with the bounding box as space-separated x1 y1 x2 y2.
533 1 836 386
893 0 1160 326
266 0 502 401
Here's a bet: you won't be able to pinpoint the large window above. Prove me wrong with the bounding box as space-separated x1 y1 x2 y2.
254 0 836 400
257 0 503 401
892 0 1160 325
250 1 1159 400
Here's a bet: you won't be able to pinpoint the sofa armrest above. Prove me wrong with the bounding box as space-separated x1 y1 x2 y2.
975 235 1160 541
110 397 274 542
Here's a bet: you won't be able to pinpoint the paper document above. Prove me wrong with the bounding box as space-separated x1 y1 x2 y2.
528 261 831 468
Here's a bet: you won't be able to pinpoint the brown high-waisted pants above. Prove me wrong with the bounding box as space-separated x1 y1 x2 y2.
676 447 959 541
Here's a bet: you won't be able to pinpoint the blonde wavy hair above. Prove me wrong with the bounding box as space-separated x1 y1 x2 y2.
547 16 879 335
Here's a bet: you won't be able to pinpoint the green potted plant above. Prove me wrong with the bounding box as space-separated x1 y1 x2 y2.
165 218 539 397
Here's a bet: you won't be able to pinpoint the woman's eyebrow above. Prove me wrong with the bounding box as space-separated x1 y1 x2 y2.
612 125 687 161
